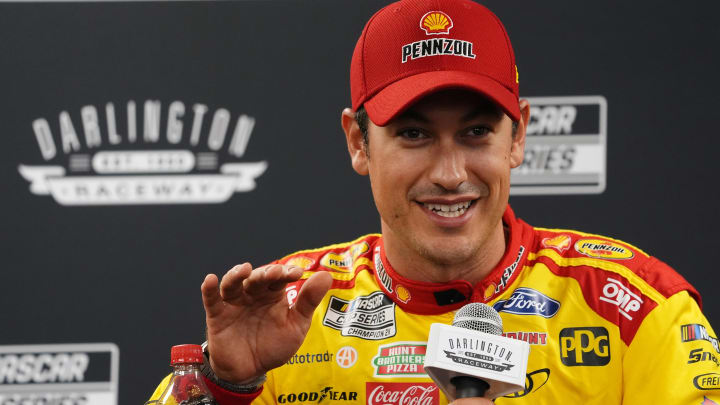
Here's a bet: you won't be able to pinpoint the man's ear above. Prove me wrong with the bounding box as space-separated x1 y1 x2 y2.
509 99 530 168
341 108 369 176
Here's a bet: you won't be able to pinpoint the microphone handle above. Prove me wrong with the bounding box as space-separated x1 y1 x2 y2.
450 376 490 399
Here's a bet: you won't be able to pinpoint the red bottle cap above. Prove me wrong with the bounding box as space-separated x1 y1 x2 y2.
170 344 203 365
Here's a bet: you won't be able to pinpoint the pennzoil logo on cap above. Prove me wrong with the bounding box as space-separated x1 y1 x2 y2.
420 11 453 35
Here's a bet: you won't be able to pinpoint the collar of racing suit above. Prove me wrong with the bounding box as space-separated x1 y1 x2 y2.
371 205 534 315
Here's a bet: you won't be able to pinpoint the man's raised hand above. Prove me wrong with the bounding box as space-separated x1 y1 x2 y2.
200 263 332 383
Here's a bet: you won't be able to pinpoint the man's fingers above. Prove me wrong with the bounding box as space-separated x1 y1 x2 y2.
293 271 332 320
243 264 304 295
201 274 224 318
219 263 252 301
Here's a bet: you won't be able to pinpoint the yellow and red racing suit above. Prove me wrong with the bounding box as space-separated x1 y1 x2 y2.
149 206 720 404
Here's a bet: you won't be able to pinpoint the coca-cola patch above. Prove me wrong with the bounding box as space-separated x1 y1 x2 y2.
366 382 439 405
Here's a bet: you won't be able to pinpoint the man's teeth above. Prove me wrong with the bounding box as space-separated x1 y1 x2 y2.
423 201 472 218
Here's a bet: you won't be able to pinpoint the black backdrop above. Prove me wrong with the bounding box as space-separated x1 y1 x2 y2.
1 1 719 404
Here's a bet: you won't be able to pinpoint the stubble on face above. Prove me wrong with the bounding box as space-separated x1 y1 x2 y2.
361 89 520 283
404 182 491 265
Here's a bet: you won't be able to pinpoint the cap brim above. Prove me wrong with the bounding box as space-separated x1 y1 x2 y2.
363 70 520 127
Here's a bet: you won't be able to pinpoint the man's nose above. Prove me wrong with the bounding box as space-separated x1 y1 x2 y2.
427 144 468 191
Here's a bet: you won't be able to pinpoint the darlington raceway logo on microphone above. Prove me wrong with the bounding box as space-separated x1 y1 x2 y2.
18 100 267 205
443 337 516 372
0 343 119 405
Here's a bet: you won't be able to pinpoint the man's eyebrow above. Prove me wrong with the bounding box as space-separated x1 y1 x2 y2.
461 104 503 122
396 109 430 123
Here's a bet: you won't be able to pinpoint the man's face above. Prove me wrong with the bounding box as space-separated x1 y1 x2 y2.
345 89 528 268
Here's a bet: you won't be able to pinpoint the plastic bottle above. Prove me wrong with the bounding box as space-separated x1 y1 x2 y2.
146 344 216 405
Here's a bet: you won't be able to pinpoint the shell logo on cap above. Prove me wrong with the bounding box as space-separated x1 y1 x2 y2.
420 11 453 35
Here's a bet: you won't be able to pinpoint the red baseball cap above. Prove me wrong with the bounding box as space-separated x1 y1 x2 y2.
350 0 520 126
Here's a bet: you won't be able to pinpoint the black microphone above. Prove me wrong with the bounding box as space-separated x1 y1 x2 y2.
424 302 529 401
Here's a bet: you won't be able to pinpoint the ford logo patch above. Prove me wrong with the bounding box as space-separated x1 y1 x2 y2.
493 287 560 318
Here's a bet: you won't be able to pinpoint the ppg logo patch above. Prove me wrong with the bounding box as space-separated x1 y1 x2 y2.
510 96 607 196
493 287 560 318
559 327 610 366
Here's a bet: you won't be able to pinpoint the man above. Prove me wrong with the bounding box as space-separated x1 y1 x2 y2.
149 0 719 403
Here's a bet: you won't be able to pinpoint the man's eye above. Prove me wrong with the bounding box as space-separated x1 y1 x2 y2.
398 128 426 140
468 127 490 137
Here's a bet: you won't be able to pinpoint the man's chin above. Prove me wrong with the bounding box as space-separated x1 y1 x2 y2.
415 241 477 267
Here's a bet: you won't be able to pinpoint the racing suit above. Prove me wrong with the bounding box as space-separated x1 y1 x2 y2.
148 205 720 404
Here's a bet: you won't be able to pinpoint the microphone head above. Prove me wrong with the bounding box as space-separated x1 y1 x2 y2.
452 302 503 335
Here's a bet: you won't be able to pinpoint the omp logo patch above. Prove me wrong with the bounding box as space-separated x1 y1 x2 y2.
575 239 633 260
559 327 610 366
599 277 643 320
322 292 396 340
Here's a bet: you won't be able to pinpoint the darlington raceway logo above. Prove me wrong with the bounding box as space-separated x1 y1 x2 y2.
18 100 267 205
511 96 607 195
444 336 516 372
0 343 119 405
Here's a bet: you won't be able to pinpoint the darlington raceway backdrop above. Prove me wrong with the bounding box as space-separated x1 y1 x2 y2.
0 1 718 404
